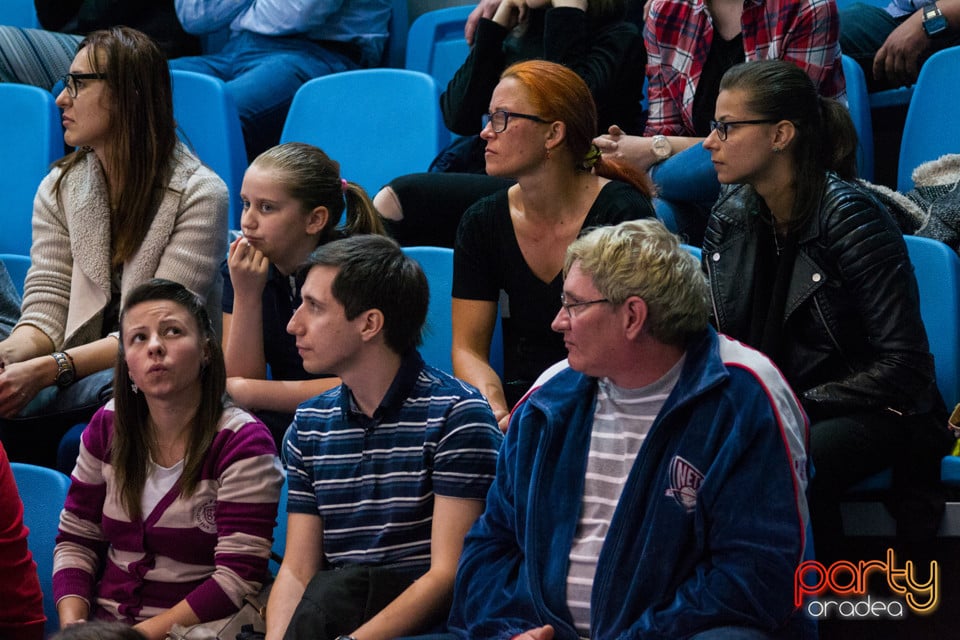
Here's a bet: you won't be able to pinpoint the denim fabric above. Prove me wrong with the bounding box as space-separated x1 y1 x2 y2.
839 4 906 92
650 142 720 246
840 3 960 92
0 261 21 340
0 367 113 468
169 31 360 161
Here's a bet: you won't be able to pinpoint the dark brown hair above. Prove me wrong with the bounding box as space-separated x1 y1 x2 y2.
112 279 225 520
54 27 177 268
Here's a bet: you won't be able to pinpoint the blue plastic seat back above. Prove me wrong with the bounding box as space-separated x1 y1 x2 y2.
0 0 40 28
0 84 62 255
405 5 473 93
401 246 503 378
281 69 443 196
10 462 71 636
269 469 288 575
170 69 247 230
898 46 960 191
0 253 30 297
383 0 409 67
841 55 875 182
904 235 960 407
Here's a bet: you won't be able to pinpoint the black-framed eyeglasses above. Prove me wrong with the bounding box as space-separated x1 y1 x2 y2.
60 72 108 98
709 118 779 141
482 110 548 133
560 293 610 319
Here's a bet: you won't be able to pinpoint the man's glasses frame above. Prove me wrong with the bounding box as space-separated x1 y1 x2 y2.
560 293 610 319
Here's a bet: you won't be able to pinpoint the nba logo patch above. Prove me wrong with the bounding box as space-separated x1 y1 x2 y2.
665 455 704 512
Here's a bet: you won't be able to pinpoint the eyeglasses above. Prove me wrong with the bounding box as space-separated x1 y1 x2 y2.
482 110 548 133
560 293 610 318
60 72 107 98
709 119 779 141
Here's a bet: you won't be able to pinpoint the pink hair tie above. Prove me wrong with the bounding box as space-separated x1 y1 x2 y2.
340 178 348 194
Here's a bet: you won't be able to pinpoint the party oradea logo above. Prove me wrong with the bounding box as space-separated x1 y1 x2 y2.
794 548 939 619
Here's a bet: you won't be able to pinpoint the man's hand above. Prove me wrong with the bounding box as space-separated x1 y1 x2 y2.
466 0 505 44
873 11 932 87
512 625 555 640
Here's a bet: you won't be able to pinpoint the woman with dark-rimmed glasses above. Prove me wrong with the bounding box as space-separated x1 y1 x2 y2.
452 59 655 431
0 27 228 469
702 59 952 560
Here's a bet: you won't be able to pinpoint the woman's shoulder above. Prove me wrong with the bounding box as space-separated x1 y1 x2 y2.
457 188 512 239
592 180 656 221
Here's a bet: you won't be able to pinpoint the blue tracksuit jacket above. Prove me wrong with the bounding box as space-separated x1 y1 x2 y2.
448 328 813 639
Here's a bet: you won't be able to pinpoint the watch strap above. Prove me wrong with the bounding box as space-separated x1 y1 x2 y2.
51 351 76 387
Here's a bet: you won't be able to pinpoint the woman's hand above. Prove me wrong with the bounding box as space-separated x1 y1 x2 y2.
227 235 270 298
0 357 51 417
594 125 658 173
57 595 89 628
492 0 533 30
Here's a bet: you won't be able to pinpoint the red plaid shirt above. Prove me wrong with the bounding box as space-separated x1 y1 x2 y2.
644 0 846 136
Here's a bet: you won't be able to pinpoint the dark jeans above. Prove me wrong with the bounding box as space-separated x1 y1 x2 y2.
284 564 432 640
0 367 113 469
808 409 908 560
840 3 960 92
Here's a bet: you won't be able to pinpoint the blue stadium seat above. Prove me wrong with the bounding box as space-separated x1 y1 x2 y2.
269 469 288 575
0 253 30 297
281 69 444 196
384 0 409 67
849 235 960 493
405 5 473 92
841 54 875 181
10 462 71 636
170 69 247 230
897 45 960 191
0 0 40 28
0 84 62 255
401 246 503 378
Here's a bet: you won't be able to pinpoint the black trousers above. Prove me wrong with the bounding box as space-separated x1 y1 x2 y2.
283 564 433 640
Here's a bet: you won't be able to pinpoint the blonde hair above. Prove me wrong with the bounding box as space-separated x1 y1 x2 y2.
565 219 709 345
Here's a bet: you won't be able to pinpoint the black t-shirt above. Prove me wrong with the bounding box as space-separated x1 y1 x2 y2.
691 33 745 138
221 260 316 382
453 180 655 403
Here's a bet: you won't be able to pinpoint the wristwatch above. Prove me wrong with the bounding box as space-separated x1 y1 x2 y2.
651 134 673 161
922 2 948 37
51 351 76 388
334 636 358 640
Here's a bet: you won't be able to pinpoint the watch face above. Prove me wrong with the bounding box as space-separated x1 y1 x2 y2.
924 7 949 35
57 368 76 386
652 135 671 159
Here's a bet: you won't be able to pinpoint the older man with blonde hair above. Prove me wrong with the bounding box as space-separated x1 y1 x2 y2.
447 219 813 640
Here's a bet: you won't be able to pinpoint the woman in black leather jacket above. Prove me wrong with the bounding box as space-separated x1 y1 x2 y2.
701 60 950 559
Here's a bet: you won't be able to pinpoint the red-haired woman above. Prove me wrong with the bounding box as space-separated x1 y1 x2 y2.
453 59 655 430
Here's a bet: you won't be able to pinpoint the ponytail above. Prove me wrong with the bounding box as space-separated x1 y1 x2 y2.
341 180 387 237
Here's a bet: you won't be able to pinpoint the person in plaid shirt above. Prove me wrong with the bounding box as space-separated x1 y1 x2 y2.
595 0 846 245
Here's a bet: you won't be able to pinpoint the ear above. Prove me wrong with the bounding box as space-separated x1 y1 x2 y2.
305 206 330 235
545 120 567 151
773 120 797 152
623 296 649 341
358 308 386 343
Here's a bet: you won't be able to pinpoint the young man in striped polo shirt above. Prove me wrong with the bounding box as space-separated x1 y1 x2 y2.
264 235 502 640
447 219 812 640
